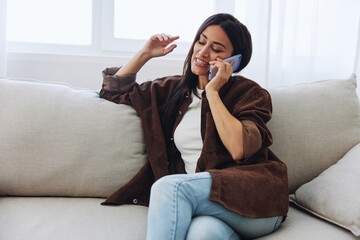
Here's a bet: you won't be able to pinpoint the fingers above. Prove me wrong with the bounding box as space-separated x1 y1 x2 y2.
156 33 168 41
208 58 234 82
146 33 179 57
154 33 179 43
153 33 179 55
163 44 178 55
209 58 233 74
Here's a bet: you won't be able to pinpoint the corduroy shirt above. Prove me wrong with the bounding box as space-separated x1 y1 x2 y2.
99 67 289 218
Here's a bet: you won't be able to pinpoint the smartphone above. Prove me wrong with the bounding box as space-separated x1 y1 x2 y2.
208 54 242 80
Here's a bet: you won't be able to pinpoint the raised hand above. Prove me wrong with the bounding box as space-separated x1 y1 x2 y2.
142 33 180 58
115 33 179 77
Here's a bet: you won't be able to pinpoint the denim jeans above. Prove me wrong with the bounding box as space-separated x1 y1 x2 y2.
146 172 283 240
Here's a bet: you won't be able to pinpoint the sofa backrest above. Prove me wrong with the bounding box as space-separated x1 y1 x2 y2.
268 75 360 193
1 76 359 197
0 78 147 197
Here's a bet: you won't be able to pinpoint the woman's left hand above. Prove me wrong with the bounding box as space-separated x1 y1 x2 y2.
204 57 245 161
205 57 234 93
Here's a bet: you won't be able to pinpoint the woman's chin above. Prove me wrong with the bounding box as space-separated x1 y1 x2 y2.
191 67 209 77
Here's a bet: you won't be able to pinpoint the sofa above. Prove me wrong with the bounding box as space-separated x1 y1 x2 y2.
0 73 359 240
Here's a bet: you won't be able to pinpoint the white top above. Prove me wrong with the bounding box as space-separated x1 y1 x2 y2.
173 88 204 174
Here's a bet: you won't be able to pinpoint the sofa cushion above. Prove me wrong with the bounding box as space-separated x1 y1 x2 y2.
268 75 360 193
0 78 147 197
0 197 147 240
290 142 360 236
257 206 358 240
1 198 355 240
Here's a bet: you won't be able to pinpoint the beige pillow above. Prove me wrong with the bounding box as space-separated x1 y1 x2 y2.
290 142 360 236
0 78 147 198
268 75 360 193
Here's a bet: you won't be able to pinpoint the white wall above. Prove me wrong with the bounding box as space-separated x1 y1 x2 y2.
7 52 360 98
7 53 184 90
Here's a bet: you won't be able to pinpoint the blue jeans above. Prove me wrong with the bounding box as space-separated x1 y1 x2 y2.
146 172 283 240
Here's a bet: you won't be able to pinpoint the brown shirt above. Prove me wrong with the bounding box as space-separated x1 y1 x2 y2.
99 67 289 218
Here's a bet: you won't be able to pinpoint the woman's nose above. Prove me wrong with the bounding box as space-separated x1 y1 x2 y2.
198 45 210 58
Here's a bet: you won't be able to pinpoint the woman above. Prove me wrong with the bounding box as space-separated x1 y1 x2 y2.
100 13 288 240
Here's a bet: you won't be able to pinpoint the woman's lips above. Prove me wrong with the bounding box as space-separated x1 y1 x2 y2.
195 57 209 68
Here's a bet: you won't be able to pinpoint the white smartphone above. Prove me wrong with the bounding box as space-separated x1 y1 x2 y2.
208 54 242 80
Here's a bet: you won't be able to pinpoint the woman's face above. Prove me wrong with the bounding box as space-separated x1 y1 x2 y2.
191 25 234 78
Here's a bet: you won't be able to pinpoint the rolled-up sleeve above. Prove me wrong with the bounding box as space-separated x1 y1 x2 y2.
99 67 137 104
241 120 262 159
233 89 273 159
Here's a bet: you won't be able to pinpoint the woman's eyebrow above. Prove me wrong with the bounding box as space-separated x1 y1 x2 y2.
201 33 227 49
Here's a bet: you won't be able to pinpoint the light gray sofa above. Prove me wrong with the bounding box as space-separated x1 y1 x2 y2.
0 75 360 240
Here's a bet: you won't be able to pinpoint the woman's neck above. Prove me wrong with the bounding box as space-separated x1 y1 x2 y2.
197 75 208 90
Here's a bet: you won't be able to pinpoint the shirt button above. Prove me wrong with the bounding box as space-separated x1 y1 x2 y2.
133 198 138 204
170 137 174 141
178 111 182 115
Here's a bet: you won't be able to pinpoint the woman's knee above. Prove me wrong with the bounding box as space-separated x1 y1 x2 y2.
186 216 240 240
149 175 179 202
151 175 173 193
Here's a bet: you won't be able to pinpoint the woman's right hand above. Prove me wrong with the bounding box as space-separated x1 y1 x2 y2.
141 33 179 59
115 33 179 77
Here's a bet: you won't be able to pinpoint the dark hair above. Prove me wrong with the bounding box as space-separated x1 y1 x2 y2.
160 13 252 139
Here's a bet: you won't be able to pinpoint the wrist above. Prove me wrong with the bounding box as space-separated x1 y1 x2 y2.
206 89 220 101
136 50 152 63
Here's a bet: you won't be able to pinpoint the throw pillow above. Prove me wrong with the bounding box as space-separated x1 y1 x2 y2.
268 75 360 193
290 142 360 236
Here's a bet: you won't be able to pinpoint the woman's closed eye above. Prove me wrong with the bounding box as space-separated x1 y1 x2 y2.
198 41 224 53
212 48 223 53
